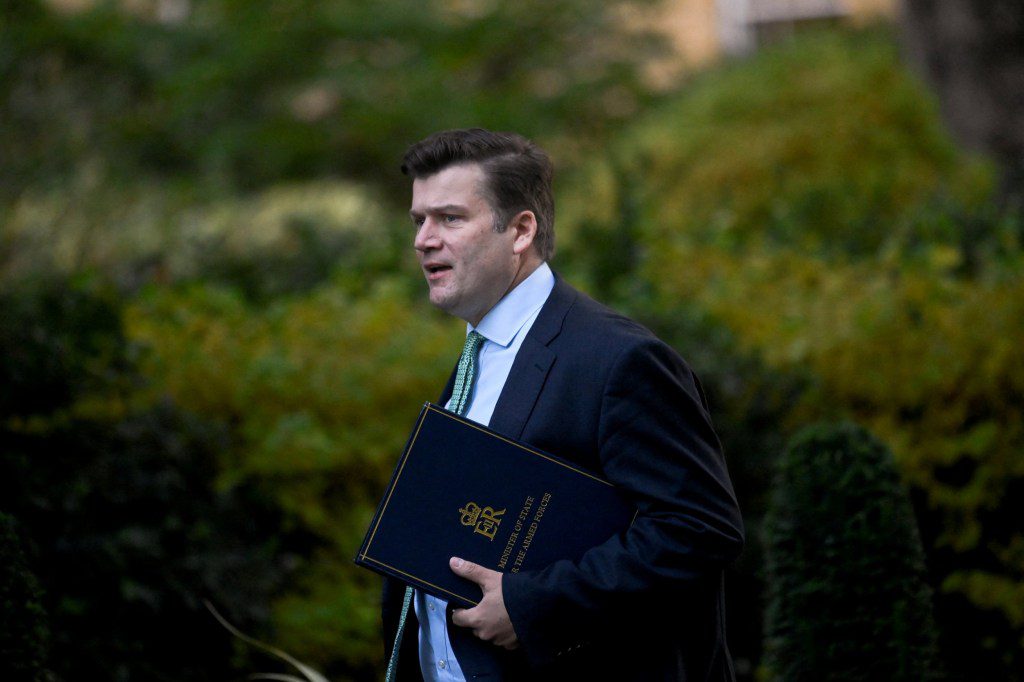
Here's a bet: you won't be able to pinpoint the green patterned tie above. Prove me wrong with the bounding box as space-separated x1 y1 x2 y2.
448 331 485 416
385 330 485 682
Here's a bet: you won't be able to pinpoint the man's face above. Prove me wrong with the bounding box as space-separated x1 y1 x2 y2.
410 163 519 325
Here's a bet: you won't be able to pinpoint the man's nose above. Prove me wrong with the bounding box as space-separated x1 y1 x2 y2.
414 219 440 251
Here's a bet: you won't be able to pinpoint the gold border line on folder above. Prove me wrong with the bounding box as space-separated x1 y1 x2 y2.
362 406 430 555
426 404 615 487
359 555 478 607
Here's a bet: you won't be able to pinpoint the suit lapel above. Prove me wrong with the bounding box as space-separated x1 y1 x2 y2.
488 276 577 440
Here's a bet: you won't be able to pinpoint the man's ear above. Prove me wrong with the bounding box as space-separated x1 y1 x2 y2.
509 210 538 256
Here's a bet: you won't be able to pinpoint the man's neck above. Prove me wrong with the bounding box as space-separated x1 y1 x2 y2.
504 256 544 299
466 255 545 327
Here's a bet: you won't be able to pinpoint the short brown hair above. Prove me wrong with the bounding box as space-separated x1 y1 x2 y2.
401 128 555 261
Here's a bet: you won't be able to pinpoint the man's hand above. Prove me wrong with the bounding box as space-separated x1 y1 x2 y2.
449 557 519 649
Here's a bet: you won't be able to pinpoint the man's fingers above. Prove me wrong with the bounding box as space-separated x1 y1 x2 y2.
452 606 509 644
451 606 472 628
452 605 494 628
449 560 517 646
451 607 486 638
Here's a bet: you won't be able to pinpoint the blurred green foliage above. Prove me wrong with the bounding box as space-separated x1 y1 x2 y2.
557 29 993 267
2 4 1023 680
763 422 941 681
1 0 664 201
0 278 299 680
1 176 409 296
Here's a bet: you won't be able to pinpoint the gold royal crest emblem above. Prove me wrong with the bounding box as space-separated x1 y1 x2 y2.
459 502 505 541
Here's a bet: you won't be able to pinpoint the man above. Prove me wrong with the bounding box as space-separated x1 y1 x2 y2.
382 128 744 681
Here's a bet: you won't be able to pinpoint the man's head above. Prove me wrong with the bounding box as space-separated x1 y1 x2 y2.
402 128 555 262
404 129 555 325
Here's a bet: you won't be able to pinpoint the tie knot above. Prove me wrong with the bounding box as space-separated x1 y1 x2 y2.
463 330 485 355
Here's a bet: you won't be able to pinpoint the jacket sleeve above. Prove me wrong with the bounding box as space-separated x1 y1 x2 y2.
501 337 744 667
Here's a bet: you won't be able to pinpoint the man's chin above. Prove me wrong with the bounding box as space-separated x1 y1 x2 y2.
428 289 457 314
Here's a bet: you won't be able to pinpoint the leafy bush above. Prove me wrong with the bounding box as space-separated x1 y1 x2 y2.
645 235 1024 678
0 278 292 680
1 178 405 300
763 422 941 681
557 27 992 266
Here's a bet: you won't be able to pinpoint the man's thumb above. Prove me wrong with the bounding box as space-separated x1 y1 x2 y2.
450 556 477 580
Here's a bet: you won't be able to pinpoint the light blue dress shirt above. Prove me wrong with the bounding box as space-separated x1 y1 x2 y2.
414 262 556 682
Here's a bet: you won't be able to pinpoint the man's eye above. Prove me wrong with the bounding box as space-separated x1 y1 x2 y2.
443 214 460 223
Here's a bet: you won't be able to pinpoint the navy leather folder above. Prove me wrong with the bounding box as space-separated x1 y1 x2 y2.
355 403 636 606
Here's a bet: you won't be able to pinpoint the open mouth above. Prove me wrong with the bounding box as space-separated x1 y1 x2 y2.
425 264 452 275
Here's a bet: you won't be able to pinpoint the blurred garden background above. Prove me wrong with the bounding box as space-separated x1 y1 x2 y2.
2 0 1022 679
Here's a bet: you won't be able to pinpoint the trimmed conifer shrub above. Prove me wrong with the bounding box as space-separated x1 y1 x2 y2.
763 422 941 681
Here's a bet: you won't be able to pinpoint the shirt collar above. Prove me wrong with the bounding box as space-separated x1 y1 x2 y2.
470 262 555 348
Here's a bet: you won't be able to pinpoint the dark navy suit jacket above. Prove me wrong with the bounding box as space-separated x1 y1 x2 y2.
383 276 744 681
